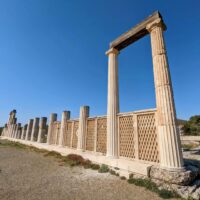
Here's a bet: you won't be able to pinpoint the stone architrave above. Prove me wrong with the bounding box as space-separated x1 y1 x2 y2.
31 118 39 142
47 113 57 145
25 119 33 141
58 111 70 146
146 18 184 170
77 106 89 151
37 117 47 143
106 48 119 158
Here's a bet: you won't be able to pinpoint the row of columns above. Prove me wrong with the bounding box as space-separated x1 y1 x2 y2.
3 117 48 143
46 107 89 149
2 106 90 151
106 18 184 171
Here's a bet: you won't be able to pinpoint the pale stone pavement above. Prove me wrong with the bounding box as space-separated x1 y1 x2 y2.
0 142 177 200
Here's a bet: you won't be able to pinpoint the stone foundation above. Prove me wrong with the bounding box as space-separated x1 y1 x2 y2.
150 161 200 199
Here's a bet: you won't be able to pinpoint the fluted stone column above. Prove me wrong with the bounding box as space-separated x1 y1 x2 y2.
59 111 70 146
106 48 119 158
2 124 7 137
9 117 17 138
77 106 89 151
37 117 47 143
147 18 184 170
47 113 57 145
21 124 28 140
25 119 33 141
10 125 14 138
17 125 22 139
31 118 39 142
14 124 19 139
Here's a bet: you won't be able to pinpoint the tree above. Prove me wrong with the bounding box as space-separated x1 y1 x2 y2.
182 115 200 136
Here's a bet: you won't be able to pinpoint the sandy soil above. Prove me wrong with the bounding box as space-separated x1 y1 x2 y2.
0 140 175 200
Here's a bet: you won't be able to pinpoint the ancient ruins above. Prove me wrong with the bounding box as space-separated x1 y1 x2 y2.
1 11 200 198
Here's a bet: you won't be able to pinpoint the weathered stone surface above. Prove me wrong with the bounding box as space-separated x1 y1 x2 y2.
152 178 200 200
150 166 198 185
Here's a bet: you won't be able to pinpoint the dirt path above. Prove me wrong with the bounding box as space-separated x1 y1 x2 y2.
0 140 175 200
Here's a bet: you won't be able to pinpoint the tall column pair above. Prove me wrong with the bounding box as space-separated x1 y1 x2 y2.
106 18 183 170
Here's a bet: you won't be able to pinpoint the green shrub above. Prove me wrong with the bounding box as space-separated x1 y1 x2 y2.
44 151 63 159
109 169 116 175
90 163 100 170
62 154 85 166
98 164 109 173
83 159 92 169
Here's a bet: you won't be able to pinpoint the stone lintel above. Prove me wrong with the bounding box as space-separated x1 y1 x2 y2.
109 11 166 51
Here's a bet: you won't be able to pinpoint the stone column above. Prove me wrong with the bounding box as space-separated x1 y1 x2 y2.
21 124 28 140
10 124 14 138
77 106 89 151
59 111 70 146
106 48 119 158
17 125 22 139
37 117 47 143
47 113 57 145
14 124 19 139
12 118 17 138
31 118 39 142
147 18 184 170
25 119 33 141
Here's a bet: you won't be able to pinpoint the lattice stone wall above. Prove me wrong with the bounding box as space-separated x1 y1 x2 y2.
96 117 107 154
86 119 95 151
72 121 79 148
50 122 61 145
63 121 73 147
137 113 159 163
46 110 159 164
119 115 135 158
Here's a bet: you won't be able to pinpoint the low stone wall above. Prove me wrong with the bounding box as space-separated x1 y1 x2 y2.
2 108 160 176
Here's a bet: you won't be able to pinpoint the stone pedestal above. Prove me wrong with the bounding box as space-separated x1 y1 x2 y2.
77 106 89 151
106 48 119 158
147 18 184 170
31 118 39 142
47 113 57 145
59 111 70 146
25 119 33 141
37 117 47 143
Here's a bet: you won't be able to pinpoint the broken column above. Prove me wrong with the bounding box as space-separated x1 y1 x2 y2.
77 106 89 151
58 111 70 146
17 124 22 139
37 117 47 143
30 118 39 142
25 119 33 141
47 113 57 145
21 124 28 140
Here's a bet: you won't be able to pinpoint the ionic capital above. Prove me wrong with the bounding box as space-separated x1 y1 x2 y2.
146 18 167 33
105 48 119 56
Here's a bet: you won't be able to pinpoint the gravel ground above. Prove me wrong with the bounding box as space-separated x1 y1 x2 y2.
0 140 176 200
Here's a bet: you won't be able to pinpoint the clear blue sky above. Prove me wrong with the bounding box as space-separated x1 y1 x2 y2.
0 0 199 126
